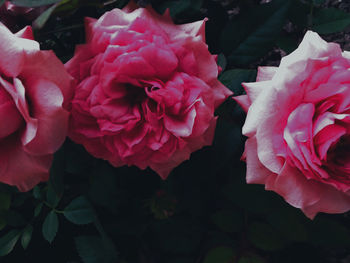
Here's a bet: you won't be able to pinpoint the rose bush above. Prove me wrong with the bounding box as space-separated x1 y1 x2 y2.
66 3 232 178
0 23 73 191
236 31 350 219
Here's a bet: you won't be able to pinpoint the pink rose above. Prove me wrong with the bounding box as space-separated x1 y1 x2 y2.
65 4 232 178
0 23 73 191
235 31 350 219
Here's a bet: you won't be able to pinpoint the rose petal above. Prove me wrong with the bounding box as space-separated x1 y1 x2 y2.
22 78 69 155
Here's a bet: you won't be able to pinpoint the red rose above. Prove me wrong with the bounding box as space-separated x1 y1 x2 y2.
236 31 350 219
0 23 73 191
66 4 232 178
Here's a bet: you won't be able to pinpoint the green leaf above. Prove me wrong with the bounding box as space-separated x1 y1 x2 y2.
203 246 235 263
0 230 21 256
220 0 290 65
219 69 257 94
248 222 289 251
75 236 118 263
33 186 42 200
64 196 95 225
42 210 59 243
0 0 5 7
21 225 33 250
33 3 58 29
0 192 11 211
11 0 62 7
46 183 61 209
34 203 43 217
211 210 243 233
312 8 350 34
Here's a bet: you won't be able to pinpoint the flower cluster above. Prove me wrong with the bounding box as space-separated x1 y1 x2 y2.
0 3 231 189
0 1 349 220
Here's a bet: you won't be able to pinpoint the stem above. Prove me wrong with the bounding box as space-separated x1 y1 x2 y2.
43 201 64 214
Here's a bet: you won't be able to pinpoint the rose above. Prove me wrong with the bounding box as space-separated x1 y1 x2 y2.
0 23 73 191
235 31 350 219
65 3 232 178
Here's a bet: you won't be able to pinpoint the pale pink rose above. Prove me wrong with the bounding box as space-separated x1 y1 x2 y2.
235 31 350 219
0 23 73 191
65 4 232 179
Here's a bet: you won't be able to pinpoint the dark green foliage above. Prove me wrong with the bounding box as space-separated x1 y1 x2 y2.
42 210 59 243
21 225 33 250
1 0 350 262
75 235 118 263
220 0 290 66
0 230 21 256
312 8 350 34
11 0 61 7
63 196 95 225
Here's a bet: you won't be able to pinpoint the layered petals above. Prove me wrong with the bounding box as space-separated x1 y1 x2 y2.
66 3 232 179
236 31 350 219
0 24 73 191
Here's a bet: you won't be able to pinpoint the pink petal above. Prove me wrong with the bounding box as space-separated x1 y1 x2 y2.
21 50 74 109
279 31 342 72
15 26 34 40
265 163 322 214
0 23 38 77
233 95 250 112
0 100 22 138
245 136 275 184
164 107 196 137
256 66 277 82
314 124 346 160
0 138 51 192
22 78 69 155
242 81 270 104
0 77 38 144
302 186 350 219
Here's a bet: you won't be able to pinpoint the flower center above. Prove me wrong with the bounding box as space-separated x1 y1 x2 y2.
124 82 161 105
327 135 350 171
125 84 147 104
